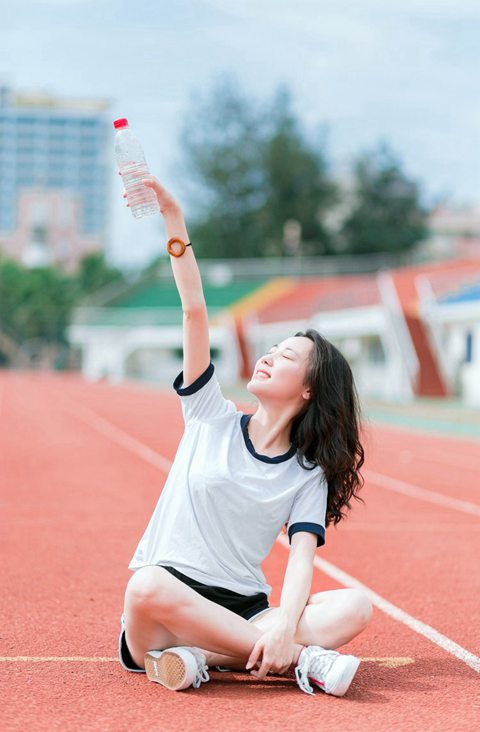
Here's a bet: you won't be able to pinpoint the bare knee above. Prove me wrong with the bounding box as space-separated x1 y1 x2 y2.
125 566 177 615
345 589 373 629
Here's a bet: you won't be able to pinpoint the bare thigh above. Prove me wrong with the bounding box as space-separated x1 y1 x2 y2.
123 566 193 669
123 565 263 669
249 588 372 650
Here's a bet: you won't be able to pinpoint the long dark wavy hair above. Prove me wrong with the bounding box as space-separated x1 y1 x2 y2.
289 329 365 528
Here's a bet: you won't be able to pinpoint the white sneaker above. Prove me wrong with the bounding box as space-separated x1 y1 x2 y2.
144 647 210 691
294 646 360 697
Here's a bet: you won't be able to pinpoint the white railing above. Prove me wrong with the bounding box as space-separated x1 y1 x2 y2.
157 251 416 280
416 273 454 392
377 271 420 390
71 306 226 327
85 252 421 307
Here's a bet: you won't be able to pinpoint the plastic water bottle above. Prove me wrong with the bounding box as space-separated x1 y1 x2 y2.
113 118 159 218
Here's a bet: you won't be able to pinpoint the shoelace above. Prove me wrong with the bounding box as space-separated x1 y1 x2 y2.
190 648 210 688
294 646 338 696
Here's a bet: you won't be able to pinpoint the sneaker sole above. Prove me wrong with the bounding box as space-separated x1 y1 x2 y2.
324 655 361 697
144 650 189 690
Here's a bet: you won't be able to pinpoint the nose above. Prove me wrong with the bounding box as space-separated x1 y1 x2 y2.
261 354 273 367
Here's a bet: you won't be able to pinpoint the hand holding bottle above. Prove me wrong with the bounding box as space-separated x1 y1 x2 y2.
121 175 180 216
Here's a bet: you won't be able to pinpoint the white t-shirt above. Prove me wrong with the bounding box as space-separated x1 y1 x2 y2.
128 362 327 598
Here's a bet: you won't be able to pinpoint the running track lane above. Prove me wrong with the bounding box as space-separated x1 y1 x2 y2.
0 371 478 732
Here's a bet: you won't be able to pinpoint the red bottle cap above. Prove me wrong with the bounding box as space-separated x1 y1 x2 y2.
113 118 128 129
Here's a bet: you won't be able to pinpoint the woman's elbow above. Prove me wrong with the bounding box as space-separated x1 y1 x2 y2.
182 299 207 317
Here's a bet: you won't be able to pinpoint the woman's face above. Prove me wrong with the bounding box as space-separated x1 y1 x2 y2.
247 336 314 402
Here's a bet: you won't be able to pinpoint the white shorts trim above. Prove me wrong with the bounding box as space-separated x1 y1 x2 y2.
247 606 274 623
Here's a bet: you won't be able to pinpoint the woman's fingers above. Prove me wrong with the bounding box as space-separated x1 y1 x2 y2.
142 176 168 194
141 176 158 188
120 174 179 213
141 177 180 213
246 641 262 670
251 655 271 679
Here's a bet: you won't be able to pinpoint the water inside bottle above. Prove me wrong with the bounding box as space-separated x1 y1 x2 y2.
120 161 159 218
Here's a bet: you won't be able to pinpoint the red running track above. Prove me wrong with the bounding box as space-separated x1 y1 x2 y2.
0 371 478 732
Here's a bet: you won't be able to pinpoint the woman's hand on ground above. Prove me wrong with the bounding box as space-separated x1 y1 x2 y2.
246 626 297 679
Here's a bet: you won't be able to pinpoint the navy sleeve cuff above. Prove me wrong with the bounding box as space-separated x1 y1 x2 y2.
288 522 325 547
173 362 215 396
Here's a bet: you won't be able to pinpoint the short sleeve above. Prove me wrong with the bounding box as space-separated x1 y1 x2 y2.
287 472 327 547
173 362 237 425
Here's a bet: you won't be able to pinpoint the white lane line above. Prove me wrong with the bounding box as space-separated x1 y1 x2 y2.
371 442 480 473
65 401 480 674
359 657 415 668
0 655 414 667
279 535 480 674
70 402 480 518
0 656 118 662
364 469 480 518
365 416 480 450
65 402 173 474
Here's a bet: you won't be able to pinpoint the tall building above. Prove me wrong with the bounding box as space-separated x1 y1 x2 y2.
0 85 110 271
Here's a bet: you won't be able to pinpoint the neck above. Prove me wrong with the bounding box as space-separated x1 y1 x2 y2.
248 403 297 455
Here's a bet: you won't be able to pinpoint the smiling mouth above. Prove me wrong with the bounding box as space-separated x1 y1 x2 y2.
255 370 271 378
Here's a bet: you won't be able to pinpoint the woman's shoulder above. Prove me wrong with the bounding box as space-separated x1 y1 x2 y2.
194 402 241 426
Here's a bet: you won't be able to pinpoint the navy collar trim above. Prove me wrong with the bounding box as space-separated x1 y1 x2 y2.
240 413 296 464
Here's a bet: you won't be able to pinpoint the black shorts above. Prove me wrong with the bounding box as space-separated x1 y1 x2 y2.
160 565 270 621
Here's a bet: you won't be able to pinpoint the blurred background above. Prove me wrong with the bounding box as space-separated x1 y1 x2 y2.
1 0 480 410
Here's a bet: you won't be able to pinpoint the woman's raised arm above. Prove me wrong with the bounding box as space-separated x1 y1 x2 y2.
141 176 211 388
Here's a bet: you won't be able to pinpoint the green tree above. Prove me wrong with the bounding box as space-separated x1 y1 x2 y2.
178 75 266 258
178 76 338 258
339 142 429 254
259 87 338 255
76 252 125 296
13 266 78 344
0 252 125 366
0 259 77 345
0 258 24 341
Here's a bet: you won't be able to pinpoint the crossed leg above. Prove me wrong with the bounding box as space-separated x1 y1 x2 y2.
202 587 373 670
123 566 373 672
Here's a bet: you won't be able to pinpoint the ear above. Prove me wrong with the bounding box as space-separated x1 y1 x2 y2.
302 388 311 401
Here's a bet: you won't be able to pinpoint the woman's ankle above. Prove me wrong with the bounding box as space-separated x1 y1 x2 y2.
202 649 246 670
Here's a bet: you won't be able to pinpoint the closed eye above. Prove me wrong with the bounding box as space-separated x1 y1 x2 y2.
266 349 292 359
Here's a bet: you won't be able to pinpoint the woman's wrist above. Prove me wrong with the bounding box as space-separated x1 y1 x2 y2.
276 615 296 636
163 206 189 244
162 200 182 219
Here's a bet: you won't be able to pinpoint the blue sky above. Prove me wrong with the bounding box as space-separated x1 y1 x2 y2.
2 0 480 269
